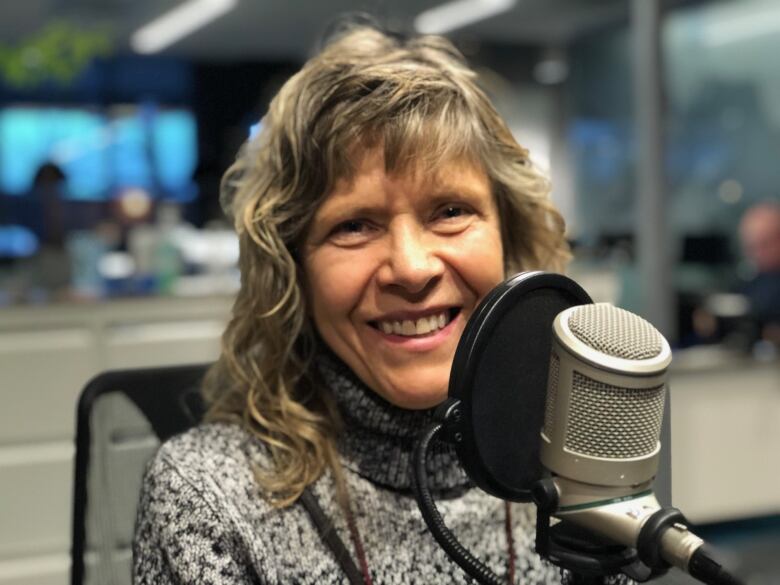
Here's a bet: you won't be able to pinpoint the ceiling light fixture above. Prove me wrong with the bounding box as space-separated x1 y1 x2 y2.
131 0 237 54
702 8 780 47
415 0 517 35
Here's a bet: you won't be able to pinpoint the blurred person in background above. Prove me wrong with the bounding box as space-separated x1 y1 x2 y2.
738 200 780 345
133 25 622 585
7 162 73 301
692 200 780 350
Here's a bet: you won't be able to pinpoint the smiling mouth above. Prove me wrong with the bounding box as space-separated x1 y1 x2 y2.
370 308 461 337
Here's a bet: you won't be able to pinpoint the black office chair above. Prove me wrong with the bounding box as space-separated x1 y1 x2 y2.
70 364 209 585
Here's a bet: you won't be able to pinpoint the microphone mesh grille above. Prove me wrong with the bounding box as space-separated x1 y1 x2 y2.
568 304 663 360
565 372 665 459
544 352 560 436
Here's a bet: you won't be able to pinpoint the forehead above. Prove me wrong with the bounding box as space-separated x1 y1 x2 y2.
326 147 490 204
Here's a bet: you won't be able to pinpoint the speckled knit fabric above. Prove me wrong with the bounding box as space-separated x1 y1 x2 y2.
132 356 629 584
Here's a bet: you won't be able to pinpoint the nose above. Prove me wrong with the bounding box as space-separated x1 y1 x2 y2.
376 221 444 295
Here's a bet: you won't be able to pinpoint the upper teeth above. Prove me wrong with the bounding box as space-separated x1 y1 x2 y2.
378 312 450 336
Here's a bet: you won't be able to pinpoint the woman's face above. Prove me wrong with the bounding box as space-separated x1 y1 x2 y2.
302 148 505 409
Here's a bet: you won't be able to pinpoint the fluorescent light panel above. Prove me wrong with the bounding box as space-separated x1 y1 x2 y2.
702 8 780 47
131 0 237 54
415 0 517 35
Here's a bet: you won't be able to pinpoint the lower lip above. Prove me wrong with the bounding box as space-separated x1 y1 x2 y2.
367 313 461 352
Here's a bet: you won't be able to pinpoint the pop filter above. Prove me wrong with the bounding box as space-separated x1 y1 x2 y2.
445 271 592 502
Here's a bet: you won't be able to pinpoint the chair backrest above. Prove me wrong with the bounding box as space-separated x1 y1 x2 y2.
71 363 209 585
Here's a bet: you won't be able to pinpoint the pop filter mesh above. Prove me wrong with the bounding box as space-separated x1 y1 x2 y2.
465 286 587 497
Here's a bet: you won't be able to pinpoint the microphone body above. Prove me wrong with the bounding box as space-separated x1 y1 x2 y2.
539 303 735 583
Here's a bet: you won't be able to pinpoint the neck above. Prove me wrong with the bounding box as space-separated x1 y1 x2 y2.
317 351 470 494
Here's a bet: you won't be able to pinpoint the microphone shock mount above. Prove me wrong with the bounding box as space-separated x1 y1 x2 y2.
532 478 658 584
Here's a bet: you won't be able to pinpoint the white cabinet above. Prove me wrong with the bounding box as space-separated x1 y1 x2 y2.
0 329 99 443
670 350 780 523
0 444 73 559
0 297 231 585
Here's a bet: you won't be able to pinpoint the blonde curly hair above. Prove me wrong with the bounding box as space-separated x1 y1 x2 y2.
202 25 570 507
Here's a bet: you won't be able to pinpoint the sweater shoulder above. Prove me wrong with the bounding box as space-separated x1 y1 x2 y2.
134 423 276 584
146 422 276 521
155 421 263 474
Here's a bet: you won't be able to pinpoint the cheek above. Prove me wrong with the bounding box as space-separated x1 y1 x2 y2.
304 251 370 330
453 224 505 297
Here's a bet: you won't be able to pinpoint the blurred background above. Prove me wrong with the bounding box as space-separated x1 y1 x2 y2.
0 0 778 584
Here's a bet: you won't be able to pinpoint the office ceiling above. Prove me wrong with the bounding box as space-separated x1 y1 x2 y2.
0 0 709 62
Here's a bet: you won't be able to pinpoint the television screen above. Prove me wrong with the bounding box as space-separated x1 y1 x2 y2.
0 106 197 201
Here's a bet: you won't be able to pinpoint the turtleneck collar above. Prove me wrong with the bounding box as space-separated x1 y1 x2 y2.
317 351 471 494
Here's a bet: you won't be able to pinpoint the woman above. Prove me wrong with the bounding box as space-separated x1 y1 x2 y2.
133 25 571 584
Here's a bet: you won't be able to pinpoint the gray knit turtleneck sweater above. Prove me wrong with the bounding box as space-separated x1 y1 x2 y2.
132 356 625 584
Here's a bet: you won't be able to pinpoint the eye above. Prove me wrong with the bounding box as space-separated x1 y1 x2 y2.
328 218 377 245
439 206 466 219
334 220 366 234
432 204 475 233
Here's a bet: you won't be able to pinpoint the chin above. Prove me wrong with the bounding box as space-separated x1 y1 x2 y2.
385 382 449 410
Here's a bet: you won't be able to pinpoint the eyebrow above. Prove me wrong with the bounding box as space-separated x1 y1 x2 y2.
314 201 386 223
315 178 491 220
318 191 483 220
425 188 489 203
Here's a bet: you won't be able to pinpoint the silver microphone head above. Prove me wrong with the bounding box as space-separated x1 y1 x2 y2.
540 303 672 487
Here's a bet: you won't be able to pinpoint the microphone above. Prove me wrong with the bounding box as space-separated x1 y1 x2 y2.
537 302 740 585
412 273 742 585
